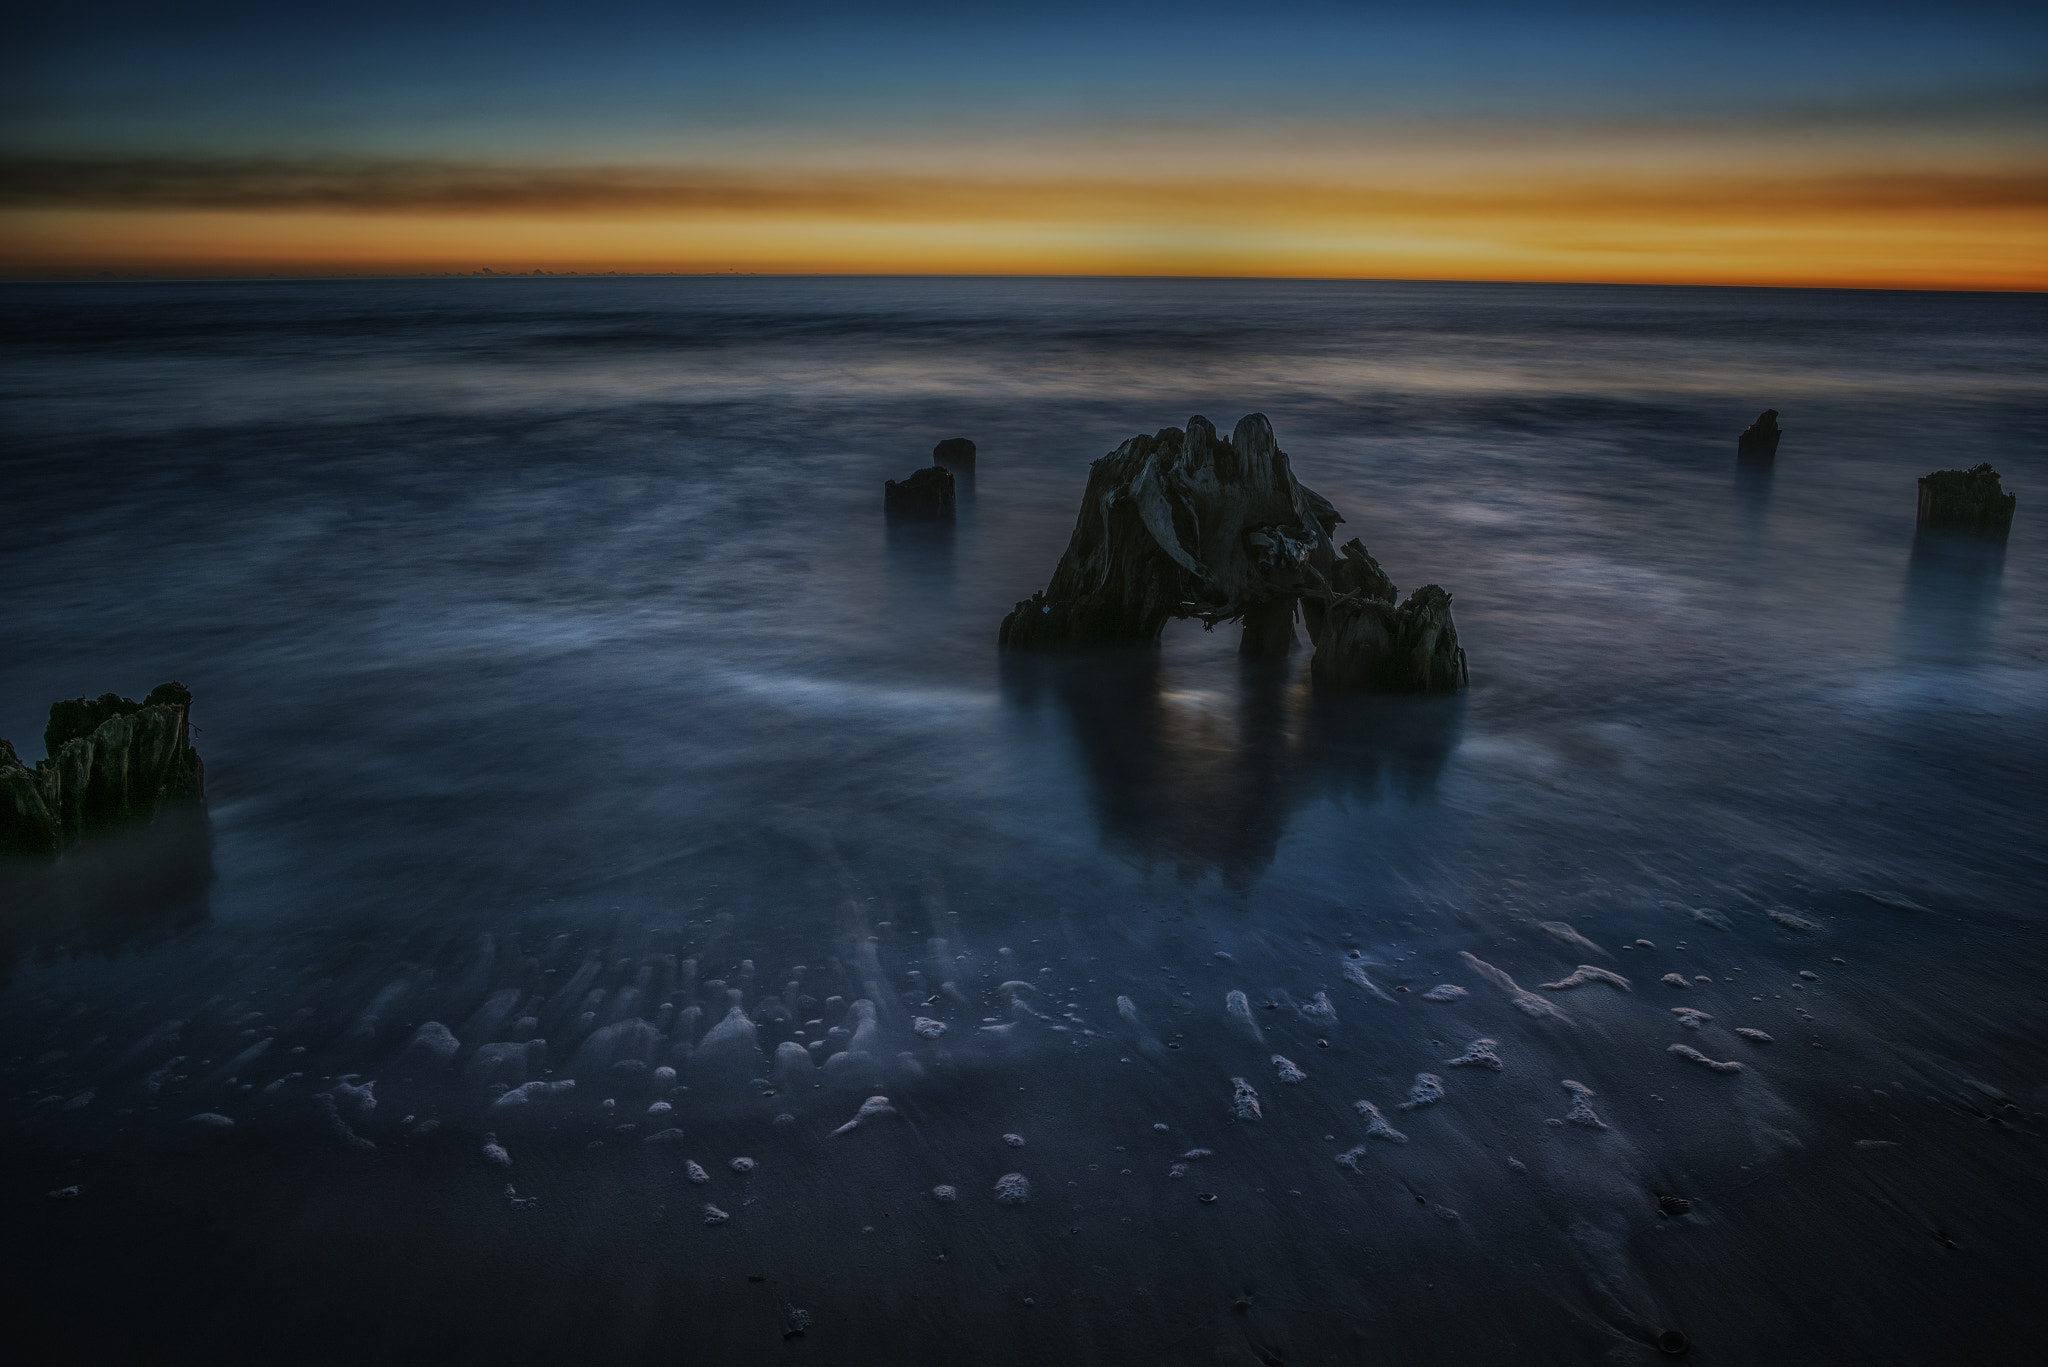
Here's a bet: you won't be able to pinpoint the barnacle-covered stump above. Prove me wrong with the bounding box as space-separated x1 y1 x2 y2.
1000 413 1467 691
1917 463 2016 532
1 683 205 856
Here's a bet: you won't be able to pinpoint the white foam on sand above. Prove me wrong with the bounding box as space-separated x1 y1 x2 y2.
1461 952 1564 1019
1542 966 1631 992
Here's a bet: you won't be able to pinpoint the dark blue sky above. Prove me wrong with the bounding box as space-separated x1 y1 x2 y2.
9 2 2044 159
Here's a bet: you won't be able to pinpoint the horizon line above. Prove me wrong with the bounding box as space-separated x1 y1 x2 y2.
3 269 2043 295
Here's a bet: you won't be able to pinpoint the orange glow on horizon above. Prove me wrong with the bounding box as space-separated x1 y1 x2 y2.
3 164 2042 290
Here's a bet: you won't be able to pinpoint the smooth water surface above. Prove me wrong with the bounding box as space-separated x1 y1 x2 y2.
2 278 2044 1365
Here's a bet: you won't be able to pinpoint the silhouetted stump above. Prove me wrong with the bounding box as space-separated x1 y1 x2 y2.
1307 541 1466 692
1737 409 1780 459
885 465 956 519
2 683 204 856
1917 463 2016 532
999 414 1334 655
1001 414 1467 687
932 437 976 469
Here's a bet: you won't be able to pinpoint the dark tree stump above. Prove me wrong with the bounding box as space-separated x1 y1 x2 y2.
1738 409 1781 459
1311 584 1469 694
1917 463 2016 531
885 465 956 519
1000 414 1469 692
2 684 204 856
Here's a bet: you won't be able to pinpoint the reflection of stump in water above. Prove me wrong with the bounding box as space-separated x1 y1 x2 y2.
1000 413 1467 690
0 804 214 985
1734 457 1773 529
1009 651 1461 888
1902 527 2006 665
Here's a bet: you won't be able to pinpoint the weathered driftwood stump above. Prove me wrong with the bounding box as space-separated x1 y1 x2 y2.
1000 413 1467 690
1737 409 1781 459
1 683 205 856
1307 542 1468 692
1917 463 2016 531
885 464 956 519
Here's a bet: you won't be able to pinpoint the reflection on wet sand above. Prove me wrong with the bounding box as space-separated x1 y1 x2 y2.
1003 649 1460 887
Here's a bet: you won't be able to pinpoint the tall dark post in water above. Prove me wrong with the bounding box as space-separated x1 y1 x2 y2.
884 465 956 519
1737 409 1781 459
1237 597 1299 657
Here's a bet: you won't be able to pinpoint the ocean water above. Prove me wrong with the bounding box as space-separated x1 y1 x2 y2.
2 277 2044 1364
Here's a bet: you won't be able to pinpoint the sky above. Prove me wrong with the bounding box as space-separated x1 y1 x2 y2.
3 1 2044 287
